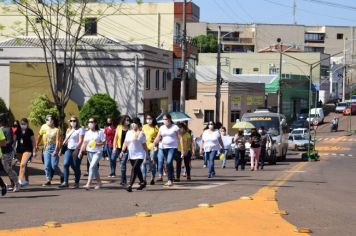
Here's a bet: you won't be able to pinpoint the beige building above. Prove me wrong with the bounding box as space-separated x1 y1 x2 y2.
186 66 265 137
0 37 173 127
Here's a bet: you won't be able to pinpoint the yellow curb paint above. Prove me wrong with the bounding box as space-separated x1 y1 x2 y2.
197 203 213 208
273 210 289 215
0 162 310 236
135 212 152 217
294 227 312 233
240 196 253 200
43 221 61 228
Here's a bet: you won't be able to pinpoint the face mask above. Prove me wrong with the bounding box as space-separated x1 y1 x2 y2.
131 123 138 130
221 131 226 135
70 122 77 128
88 123 95 129
20 124 27 130
258 130 263 134
163 120 169 126
124 120 130 126
208 125 214 130
107 122 112 126
146 119 153 125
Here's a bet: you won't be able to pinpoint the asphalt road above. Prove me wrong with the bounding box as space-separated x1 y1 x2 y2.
1 110 355 235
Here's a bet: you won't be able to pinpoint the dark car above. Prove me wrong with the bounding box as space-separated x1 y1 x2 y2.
289 119 309 132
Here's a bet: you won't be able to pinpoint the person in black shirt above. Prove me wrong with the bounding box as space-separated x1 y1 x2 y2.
258 126 268 170
16 118 36 186
0 113 19 192
249 128 261 171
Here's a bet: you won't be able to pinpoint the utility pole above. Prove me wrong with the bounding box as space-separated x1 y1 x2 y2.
343 37 347 102
216 25 222 123
179 0 187 112
293 0 297 24
135 55 139 117
277 38 282 114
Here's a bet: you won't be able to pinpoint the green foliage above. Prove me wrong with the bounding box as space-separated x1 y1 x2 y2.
79 94 120 128
28 94 59 127
191 34 218 53
0 97 15 125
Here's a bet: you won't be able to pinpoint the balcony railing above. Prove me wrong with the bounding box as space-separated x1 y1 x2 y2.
222 37 254 44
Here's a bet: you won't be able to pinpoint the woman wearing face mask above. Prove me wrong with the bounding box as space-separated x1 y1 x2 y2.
233 130 246 171
176 123 194 181
200 121 224 178
249 128 262 171
141 114 159 185
153 114 182 187
15 118 36 186
104 117 116 177
60 116 85 188
120 118 148 192
78 117 105 190
219 127 232 169
112 115 131 185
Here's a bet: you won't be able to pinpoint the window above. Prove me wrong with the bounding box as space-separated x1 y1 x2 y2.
204 110 214 123
155 70 160 90
174 23 181 43
84 18 97 35
304 33 325 42
145 69 151 90
269 67 279 75
337 33 344 40
304 46 324 53
233 68 243 74
253 67 259 72
162 71 167 90
230 111 240 123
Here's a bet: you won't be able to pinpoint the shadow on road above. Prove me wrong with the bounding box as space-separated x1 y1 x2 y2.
4 194 59 199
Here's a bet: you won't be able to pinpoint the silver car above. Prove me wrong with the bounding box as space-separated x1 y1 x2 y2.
288 135 314 151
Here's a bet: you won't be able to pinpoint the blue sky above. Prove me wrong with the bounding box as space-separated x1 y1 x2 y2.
126 0 356 26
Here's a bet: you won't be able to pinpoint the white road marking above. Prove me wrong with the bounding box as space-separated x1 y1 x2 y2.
348 154 353 157
340 154 345 157
171 182 228 190
332 153 337 156
284 171 305 173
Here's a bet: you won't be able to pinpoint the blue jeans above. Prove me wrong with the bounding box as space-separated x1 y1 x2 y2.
120 151 128 184
63 149 82 184
162 148 177 181
105 145 113 160
203 152 208 166
221 149 229 167
87 151 102 180
205 150 217 177
157 148 164 177
260 146 266 169
141 150 157 179
110 148 119 176
43 144 63 181
234 149 246 170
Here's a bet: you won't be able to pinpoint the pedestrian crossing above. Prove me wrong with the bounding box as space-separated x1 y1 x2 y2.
319 152 355 158
315 137 356 142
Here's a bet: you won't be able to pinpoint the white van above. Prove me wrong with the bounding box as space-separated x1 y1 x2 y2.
306 108 324 125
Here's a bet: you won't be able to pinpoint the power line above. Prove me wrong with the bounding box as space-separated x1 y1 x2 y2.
302 0 356 11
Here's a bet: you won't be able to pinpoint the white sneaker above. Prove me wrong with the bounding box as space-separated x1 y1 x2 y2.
164 181 173 187
13 184 20 192
94 184 102 190
19 180 29 187
83 184 90 190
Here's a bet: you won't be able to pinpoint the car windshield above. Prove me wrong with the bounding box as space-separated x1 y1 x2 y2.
292 130 303 134
338 103 347 107
242 116 281 136
294 135 304 140
309 114 319 118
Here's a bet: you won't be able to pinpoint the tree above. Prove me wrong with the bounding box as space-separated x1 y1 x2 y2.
191 34 218 53
0 97 15 125
28 94 59 127
79 94 120 128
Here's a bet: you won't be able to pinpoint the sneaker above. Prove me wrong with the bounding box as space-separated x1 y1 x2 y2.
60 176 64 184
58 182 69 188
164 181 173 187
150 179 155 185
42 181 51 186
13 184 20 192
187 176 191 181
203 165 207 168
137 182 146 190
1 185 7 196
71 183 80 189
222 166 226 169
20 180 29 187
208 175 212 178
126 185 132 192
94 184 102 190
174 178 180 182
83 184 90 190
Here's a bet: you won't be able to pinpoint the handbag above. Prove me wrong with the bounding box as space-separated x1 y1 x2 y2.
60 129 75 155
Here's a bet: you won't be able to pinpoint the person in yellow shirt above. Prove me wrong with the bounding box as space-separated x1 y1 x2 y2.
112 115 131 185
0 127 8 196
141 114 159 185
176 122 194 181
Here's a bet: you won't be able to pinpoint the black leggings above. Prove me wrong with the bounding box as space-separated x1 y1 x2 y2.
176 151 192 179
129 159 144 186
0 176 5 189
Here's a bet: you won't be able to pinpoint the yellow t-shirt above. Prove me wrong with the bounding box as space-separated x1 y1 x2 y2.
39 124 49 143
0 129 5 157
178 132 191 153
39 124 59 145
142 124 159 151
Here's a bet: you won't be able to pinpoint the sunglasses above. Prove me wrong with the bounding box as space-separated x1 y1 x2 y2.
70 120 77 122
20 123 27 126
88 121 95 123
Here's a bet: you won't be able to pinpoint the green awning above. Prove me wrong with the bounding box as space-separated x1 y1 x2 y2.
265 75 280 93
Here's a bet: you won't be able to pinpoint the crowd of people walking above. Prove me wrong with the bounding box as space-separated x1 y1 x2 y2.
0 112 268 196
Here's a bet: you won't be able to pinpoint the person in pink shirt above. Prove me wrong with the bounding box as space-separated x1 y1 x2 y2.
104 118 117 177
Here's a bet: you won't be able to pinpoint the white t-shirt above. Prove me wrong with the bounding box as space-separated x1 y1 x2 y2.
84 130 106 153
66 128 86 150
125 130 146 160
202 129 221 152
221 135 233 150
159 124 179 149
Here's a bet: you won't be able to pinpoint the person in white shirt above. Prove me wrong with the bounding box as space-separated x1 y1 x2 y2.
153 113 183 187
200 121 224 178
120 118 148 192
60 116 85 189
78 117 105 190
219 127 232 169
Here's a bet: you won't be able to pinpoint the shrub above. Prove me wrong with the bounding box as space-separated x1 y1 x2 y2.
79 94 120 128
28 94 59 127
0 97 15 125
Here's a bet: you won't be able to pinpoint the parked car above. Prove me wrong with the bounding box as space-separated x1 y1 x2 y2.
289 120 309 132
306 108 324 124
335 102 348 113
351 95 356 103
290 128 309 139
343 103 356 116
288 135 314 151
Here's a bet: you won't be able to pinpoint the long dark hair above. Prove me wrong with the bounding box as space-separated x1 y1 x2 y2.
89 117 100 131
145 113 157 126
131 117 142 129
119 115 132 126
